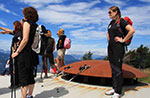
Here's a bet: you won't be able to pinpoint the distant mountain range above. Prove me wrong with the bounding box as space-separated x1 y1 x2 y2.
0 50 105 73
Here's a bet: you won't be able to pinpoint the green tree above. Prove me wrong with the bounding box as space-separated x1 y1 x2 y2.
81 51 93 60
123 45 150 69
104 56 108 60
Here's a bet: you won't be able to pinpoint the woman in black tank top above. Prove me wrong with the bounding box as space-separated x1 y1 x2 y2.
11 7 39 98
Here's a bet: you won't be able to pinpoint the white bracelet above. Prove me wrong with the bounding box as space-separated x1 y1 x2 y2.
16 49 20 53
122 39 124 43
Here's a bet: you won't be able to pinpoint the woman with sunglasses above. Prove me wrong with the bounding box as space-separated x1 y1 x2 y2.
105 6 135 98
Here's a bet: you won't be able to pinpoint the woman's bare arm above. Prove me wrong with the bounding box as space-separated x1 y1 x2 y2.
0 27 14 34
11 22 30 58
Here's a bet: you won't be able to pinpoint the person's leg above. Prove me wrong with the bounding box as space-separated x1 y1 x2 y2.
49 53 57 74
28 84 34 96
42 56 48 76
57 49 62 69
6 68 10 75
105 45 115 95
60 48 66 67
111 44 124 95
21 86 29 98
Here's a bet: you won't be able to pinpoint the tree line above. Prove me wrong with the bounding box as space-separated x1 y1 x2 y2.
82 45 150 69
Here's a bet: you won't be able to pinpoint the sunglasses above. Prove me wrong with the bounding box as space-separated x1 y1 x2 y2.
108 11 112 14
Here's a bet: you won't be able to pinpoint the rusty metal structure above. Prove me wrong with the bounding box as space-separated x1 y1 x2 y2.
60 60 148 79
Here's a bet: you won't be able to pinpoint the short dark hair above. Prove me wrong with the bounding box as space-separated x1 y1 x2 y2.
23 7 39 22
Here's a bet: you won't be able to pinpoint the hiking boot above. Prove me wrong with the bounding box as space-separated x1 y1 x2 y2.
105 89 115 95
111 93 120 98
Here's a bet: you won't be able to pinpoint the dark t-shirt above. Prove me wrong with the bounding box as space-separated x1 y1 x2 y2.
57 34 66 50
107 18 128 45
45 37 54 54
11 30 22 45
9 30 22 52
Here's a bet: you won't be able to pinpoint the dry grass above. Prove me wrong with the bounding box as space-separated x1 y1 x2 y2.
139 68 150 83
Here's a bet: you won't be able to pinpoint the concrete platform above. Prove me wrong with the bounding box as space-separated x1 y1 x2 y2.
0 73 150 98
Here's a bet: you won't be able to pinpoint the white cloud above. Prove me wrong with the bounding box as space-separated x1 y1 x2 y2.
67 44 107 56
135 29 150 35
122 6 150 24
121 5 150 35
70 27 106 40
38 1 104 25
0 4 10 13
0 20 7 26
0 4 18 16
60 24 81 29
17 0 109 40
18 0 65 8
104 0 126 6
0 40 11 51
139 0 150 2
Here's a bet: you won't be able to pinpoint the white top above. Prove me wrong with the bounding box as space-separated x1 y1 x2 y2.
5 64 9 68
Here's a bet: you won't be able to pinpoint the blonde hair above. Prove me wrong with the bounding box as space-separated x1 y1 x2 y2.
58 28 64 34
109 6 121 24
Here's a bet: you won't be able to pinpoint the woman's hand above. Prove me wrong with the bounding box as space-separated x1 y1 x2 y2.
114 37 124 43
0 31 5 34
11 52 19 59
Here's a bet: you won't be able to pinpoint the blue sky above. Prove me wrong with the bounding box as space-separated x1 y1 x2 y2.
0 0 150 56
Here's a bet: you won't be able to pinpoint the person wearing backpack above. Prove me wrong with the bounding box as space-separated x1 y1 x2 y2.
56 28 66 69
42 30 56 77
105 6 135 98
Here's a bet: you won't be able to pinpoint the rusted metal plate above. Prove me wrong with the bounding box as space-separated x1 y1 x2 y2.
59 60 148 78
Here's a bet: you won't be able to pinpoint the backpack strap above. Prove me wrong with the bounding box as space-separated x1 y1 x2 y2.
117 19 128 51
117 19 125 37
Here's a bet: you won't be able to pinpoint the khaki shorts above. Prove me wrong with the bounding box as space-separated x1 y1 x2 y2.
57 48 66 60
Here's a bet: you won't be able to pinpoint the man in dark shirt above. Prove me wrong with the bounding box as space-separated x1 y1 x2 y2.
56 28 66 69
42 30 56 77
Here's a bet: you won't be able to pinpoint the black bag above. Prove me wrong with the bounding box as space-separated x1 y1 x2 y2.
39 35 48 55
45 37 54 54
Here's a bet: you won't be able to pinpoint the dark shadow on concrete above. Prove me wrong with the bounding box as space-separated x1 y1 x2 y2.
35 74 56 83
0 87 20 96
0 87 11 95
61 73 149 97
34 87 69 98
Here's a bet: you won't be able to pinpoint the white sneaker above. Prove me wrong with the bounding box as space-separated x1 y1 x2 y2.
105 89 115 95
111 93 120 98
